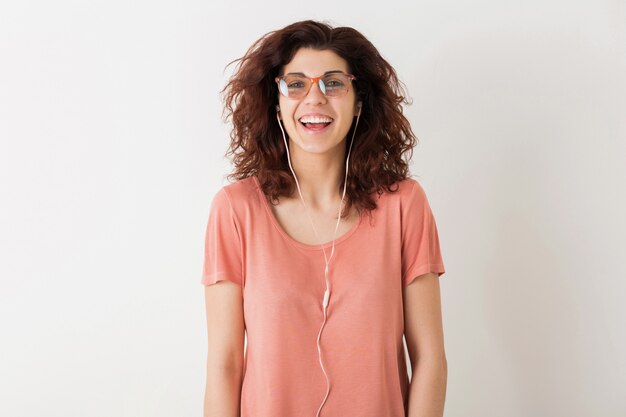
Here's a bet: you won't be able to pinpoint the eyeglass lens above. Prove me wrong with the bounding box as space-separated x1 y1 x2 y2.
278 74 351 98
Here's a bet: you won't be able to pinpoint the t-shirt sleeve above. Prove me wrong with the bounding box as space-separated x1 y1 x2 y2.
401 180 446 286
200 187 244 287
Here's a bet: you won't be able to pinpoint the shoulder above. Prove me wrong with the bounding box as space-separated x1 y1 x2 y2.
378 177 426 204
210 177 260 221
403 177 428 202
216 176 258 205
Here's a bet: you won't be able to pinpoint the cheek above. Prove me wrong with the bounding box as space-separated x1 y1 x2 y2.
339 106 356 124
277 97 291 118
281 107 298 127
277 100 290 118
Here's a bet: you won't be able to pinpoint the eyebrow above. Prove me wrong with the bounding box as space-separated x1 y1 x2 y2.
284 70 346 76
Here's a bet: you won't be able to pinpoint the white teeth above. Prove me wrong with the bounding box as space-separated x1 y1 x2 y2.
299 116 333 124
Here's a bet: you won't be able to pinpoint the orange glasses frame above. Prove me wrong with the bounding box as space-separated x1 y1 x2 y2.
275 73 357 99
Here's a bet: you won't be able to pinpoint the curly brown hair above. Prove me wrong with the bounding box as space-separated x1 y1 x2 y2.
220 19 419 221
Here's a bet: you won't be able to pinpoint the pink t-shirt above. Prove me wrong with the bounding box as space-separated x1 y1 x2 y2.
201 175 445 417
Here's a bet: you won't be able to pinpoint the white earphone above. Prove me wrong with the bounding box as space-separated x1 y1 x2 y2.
275 100 362 417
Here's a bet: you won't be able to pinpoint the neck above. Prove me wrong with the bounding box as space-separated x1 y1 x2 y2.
286 145 348 210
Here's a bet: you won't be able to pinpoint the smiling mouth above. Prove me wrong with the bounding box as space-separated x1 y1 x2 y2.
299 120 333 131
299 122 332 132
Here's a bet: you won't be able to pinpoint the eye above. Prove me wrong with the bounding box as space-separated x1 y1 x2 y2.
288 82 305 88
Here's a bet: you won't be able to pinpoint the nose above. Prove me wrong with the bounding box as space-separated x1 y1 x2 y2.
303 80 327 104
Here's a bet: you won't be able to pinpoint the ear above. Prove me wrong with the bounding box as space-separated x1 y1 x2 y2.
276 104 282 120
354 101 362 116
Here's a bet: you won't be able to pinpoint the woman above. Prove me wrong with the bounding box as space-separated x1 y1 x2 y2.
201 20 447 417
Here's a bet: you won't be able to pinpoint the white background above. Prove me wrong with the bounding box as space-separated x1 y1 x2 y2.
1 1 624 416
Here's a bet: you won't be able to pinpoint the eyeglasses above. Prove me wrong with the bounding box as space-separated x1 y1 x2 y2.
275 72 356 100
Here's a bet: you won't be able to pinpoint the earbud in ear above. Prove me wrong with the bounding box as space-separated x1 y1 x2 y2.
275 105 280 112
355 101 362 116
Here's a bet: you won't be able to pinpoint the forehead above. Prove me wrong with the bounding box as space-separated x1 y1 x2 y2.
282 48 350 76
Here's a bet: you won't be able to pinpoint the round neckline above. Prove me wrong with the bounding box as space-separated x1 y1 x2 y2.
252 175 363 251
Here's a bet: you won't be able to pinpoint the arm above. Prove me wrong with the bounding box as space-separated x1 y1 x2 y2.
204 280 245 417
403 272 447 417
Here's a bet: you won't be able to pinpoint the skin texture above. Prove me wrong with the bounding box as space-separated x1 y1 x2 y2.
276 47 361 209
403 272 448 417
204 281 244 417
